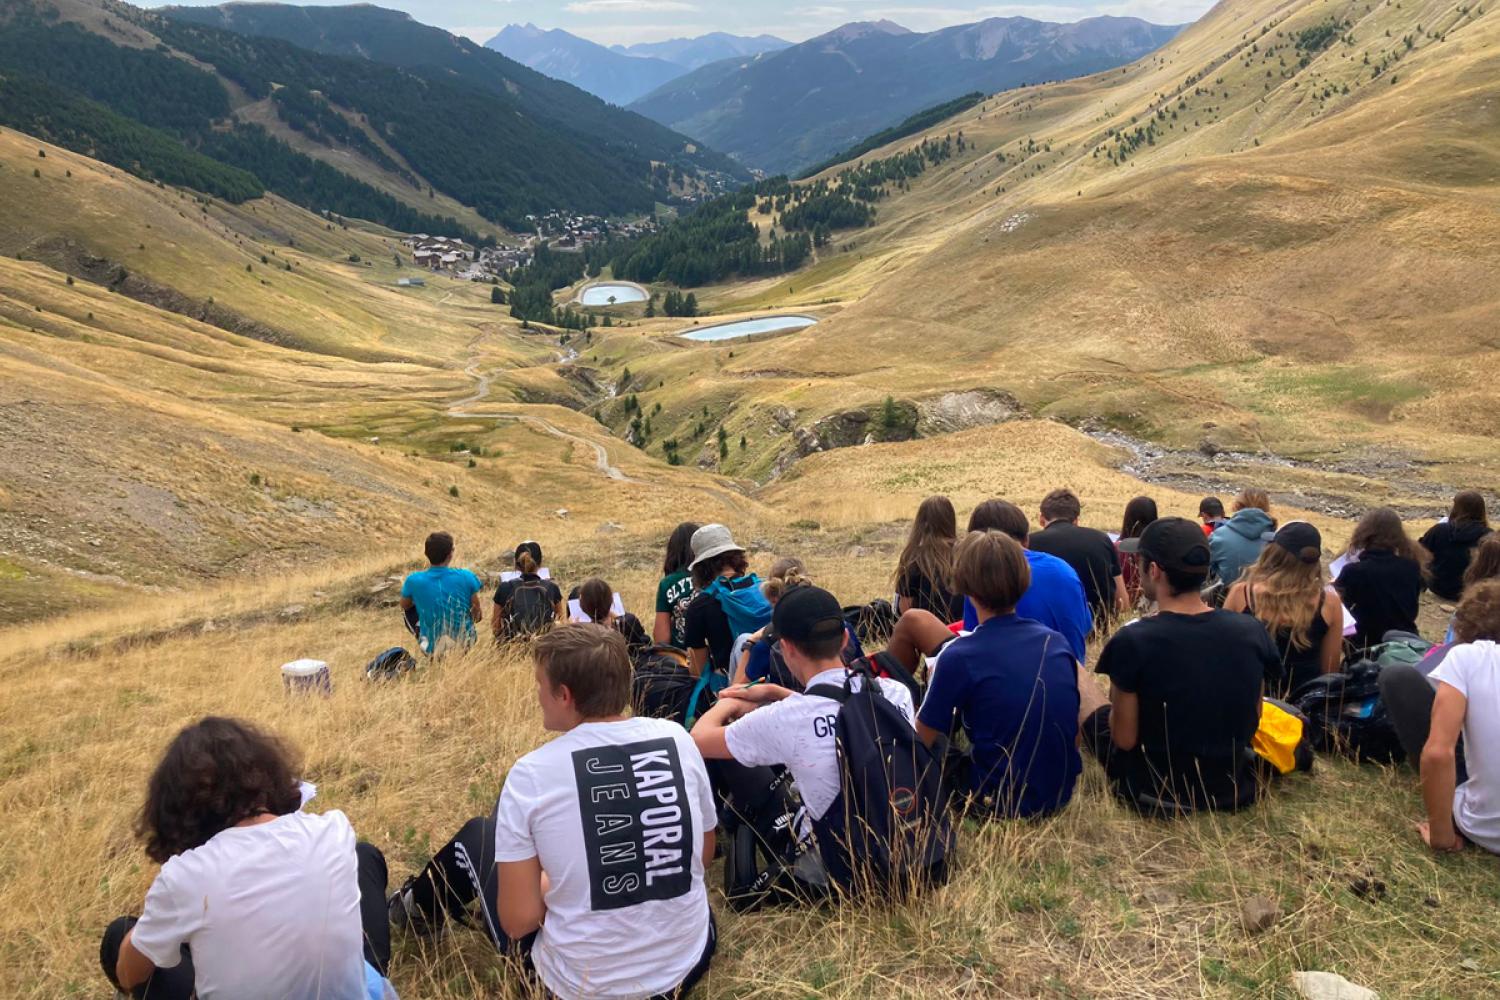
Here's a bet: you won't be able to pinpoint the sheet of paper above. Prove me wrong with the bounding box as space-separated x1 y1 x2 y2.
500 567 551 582
568 593 625 623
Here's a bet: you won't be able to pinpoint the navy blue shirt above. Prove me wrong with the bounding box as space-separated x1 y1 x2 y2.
962 549 1092 661
918 614 1082 818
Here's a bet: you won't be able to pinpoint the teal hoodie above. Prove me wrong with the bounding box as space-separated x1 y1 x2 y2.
1209 508 1276 585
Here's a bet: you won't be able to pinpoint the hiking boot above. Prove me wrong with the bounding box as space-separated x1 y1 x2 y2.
387 877 442 938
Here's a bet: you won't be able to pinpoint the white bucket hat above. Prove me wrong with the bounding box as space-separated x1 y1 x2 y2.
689 523 745 569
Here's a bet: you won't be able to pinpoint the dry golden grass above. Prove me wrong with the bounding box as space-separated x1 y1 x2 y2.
5 513 1499 999
584 0 1500 497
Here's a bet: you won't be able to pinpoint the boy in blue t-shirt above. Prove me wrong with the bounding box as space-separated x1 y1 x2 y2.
960 499 1092 660
400 532 483 655
917 529 1082 818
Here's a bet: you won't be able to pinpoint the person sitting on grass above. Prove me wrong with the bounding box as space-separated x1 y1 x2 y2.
653 521 701 647
683 524 768 677
1209 488 1276 592
493 541 564 641
1199 496 1228 536
917 529 1082 818
691 586 918 892
892 495 964 621
389 625 718 999
1335 508 1427 654
957 499 1092 662
101 717 395 1000
1029 488 1127 626
1421 491 1491 602
730 558 864 688
1419 579 1500 856
401 530 483 655
1081 518 1277 815
572 577 650 663
1117 496 1159 608
1223 522 1344 698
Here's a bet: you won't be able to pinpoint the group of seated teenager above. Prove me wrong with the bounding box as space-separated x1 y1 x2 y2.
106 489 1500 999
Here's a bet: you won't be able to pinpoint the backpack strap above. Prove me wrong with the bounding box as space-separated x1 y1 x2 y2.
805 684 849 703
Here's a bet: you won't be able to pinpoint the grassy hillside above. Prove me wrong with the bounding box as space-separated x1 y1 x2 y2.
3 422 1496 998
593 0 1500 502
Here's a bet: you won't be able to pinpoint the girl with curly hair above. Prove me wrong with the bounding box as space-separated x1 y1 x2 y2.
101 717 395 999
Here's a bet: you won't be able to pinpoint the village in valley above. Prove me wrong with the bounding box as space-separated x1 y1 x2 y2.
396 210 660 286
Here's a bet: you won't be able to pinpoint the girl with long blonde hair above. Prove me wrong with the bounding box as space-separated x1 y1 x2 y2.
1224 521 1343 696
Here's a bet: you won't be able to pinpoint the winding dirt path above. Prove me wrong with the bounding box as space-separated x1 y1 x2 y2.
445 335 755 515
448 353 633 482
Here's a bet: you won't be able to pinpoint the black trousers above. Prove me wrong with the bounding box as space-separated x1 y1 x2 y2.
415 816 717 996
1379 662 1468 782
101 841 391 998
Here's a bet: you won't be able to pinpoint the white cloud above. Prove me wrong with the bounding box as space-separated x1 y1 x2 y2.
564 0 699 12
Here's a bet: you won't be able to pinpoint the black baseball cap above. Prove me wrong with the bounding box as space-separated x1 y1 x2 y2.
771 585 846 646
1118 516 1212 575
1272 521 1322 564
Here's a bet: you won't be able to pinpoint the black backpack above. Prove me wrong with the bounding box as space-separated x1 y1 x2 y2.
843 600 898 647
717 765 827 912
631 645 701 726
365 646 417 681
806 662 954 895
1292 660 1405 764
503 578 555 637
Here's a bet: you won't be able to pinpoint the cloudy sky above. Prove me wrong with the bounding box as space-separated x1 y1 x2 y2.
150 0 1213 45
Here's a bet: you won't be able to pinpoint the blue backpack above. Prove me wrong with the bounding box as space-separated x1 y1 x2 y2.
704 574 773 639
806 662 954 896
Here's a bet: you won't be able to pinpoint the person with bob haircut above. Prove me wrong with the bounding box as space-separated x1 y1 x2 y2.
573 577 650 663
654 522 701 647
1081 518 1277 815
916 530 1082 818
1199 497 1228 536
1223 522 1344 698
1421 492 1491 602
389 625 717 999
1335 507 1428 653
101 717 396 1000
400 531 483 655
1419 579 1500 856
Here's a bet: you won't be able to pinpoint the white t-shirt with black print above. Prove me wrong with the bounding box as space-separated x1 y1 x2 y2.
129 810 368 1000
723 668 916 820
493 717 716 1000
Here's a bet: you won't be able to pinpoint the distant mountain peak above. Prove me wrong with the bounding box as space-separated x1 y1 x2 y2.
818 20 913 43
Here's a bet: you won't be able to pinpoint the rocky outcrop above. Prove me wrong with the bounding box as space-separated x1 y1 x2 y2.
916 388 1025 435
767 399 919 478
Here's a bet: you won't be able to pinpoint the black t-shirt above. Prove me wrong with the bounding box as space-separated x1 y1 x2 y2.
896 565 964 623
683 577 759 673
1335 550 1424 650
1030 522 1122 622
1095 610 1273 812
1421 521 1488 601
494 574 563 611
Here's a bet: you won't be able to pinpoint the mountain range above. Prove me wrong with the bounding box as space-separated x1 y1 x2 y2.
612 32 790 70
486 25 788 106
0 1 746 233
628 16 1183 175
